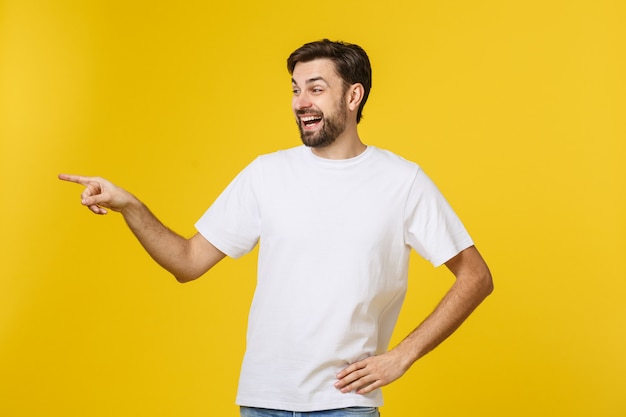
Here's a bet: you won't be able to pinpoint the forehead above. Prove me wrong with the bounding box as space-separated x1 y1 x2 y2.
291 58 340 84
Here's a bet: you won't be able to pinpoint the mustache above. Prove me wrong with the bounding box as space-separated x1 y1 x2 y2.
295 109 323 117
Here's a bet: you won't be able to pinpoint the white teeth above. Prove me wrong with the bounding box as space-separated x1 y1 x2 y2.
301 116 321 122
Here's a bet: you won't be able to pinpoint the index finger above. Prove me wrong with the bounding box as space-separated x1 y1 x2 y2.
58 173 92 185
336 361 365 379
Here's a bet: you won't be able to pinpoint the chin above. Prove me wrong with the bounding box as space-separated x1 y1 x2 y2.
301 135 336 148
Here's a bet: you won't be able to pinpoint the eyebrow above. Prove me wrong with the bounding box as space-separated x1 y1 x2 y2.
291 76 329 86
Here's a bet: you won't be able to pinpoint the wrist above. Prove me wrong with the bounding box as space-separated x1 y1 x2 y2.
119 192 142 215
393 338 424 370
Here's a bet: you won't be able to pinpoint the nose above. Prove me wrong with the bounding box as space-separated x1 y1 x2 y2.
293 92 312 110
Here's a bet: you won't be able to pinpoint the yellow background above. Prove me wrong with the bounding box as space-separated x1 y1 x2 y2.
1 0 624 416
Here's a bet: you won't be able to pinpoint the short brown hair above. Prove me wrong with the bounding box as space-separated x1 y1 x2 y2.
287 39 372 123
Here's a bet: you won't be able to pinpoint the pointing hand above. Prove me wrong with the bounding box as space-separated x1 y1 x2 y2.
58 174 134 215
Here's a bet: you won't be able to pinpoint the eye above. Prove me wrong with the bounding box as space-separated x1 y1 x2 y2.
292 88 301 95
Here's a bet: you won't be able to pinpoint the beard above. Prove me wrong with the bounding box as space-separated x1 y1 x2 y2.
296 97 347 148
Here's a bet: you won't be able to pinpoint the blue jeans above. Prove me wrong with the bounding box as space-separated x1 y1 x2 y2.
240 406 380 417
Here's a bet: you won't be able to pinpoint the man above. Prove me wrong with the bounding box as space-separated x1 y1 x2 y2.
59 39 493 417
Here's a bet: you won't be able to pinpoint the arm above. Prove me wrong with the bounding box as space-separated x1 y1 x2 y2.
335 245 493 394
58 174 225 282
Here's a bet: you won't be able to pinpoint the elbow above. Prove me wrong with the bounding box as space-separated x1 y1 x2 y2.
174 274 194 284
171 237 224 283
172 266 205 283
481 269 494 298
174 271 201 284
485 280 494 298
171 256 221 283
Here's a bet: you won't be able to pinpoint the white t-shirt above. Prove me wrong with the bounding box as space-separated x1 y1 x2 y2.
195 145 473 411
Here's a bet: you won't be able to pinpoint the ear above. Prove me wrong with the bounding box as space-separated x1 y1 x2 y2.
346 83 364 112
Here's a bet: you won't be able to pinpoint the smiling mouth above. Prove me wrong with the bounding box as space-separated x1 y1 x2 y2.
300 115 323 128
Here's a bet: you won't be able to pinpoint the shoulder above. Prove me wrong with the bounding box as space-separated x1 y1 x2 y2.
236 146 303 173
258 145 305 162
255 145 315 173
367 146 421 176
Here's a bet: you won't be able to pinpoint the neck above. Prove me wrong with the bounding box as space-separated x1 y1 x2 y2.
310 129 366 160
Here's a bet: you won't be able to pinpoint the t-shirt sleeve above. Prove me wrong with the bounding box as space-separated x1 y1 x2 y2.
404 168 474 267
195 158 263 259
